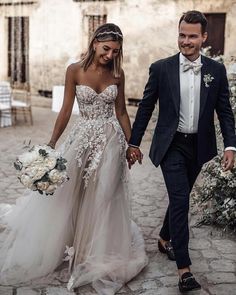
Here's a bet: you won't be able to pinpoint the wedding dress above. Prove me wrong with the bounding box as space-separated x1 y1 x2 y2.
0 85 148 294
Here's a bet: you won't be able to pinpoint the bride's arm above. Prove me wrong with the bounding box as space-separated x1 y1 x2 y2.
115 69 131 143
48 65 76 148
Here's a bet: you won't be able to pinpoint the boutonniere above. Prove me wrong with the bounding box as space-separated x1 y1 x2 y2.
203 74 214 87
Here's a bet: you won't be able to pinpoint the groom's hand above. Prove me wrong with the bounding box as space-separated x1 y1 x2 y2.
126 146 143 169
222 150 235 171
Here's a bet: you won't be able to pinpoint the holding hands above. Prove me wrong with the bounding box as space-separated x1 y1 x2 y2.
126 146 143 169
222 150 235 171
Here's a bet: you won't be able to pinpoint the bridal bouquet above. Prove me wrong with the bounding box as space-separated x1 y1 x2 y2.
14 144 69 195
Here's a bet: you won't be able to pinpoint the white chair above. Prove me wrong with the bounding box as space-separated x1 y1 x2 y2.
0 83 12 127
11 88 33 125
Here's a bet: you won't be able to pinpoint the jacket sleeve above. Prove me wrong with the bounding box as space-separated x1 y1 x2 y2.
215 63 236 148
129 63 159 146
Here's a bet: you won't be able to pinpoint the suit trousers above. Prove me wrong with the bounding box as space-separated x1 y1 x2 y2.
159 132 202 269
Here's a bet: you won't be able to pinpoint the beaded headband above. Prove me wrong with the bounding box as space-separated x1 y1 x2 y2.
96 31 123 39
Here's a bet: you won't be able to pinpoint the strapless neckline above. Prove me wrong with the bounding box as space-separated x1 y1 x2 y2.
76 84 117 95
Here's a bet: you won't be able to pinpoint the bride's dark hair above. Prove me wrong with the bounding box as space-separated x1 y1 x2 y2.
80 23 123 78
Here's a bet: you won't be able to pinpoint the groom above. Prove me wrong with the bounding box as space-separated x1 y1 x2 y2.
127 10 236 293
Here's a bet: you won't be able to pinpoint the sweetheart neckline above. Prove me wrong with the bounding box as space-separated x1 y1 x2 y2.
76 84 117 95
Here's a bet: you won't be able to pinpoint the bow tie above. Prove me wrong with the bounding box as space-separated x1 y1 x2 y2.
182 62 202 74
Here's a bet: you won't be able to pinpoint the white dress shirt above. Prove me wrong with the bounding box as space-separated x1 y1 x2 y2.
177 53 236 152
177 53 201 133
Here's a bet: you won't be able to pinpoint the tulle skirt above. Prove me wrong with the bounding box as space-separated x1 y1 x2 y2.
0 119 148 294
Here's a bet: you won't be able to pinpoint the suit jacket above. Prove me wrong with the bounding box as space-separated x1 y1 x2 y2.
129 53 236 167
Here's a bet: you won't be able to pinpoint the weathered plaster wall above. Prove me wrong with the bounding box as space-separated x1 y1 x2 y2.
0 0 236 98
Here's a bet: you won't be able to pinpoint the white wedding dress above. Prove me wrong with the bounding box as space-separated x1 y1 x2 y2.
0 85 148 294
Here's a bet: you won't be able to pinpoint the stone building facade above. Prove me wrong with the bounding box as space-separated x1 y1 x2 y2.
0 0 236 98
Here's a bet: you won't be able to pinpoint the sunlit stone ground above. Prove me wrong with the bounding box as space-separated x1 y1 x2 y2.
0 105 235 295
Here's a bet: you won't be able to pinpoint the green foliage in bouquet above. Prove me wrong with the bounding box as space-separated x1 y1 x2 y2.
193 53 236 232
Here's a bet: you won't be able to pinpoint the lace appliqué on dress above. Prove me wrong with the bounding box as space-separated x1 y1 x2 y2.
74 118 107 186
59 85 127 187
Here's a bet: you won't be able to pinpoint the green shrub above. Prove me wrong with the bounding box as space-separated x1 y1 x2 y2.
193 61 236 232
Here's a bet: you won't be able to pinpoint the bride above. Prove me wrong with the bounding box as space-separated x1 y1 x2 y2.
0 23 148 294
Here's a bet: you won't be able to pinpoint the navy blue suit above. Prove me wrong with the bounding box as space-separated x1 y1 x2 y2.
129 53 236 268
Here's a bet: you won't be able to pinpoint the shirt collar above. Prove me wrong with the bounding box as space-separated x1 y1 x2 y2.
180 52 201 65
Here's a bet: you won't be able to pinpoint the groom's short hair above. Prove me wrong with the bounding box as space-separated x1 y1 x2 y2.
179 10 208 34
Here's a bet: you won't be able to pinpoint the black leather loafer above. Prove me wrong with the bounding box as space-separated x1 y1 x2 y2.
178 272 201 293
158 240 175 261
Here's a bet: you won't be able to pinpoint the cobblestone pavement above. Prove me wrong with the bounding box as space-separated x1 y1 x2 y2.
0 106 235 295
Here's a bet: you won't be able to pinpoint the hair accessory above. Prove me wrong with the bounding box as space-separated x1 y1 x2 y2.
97 31 123 38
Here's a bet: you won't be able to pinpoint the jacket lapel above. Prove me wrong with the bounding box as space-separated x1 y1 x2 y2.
199 55 211 118
167 53 180 115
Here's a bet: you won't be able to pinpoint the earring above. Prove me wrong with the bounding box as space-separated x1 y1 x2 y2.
93 47 96 51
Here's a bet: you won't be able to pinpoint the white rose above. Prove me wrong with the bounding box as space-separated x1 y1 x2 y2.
24 166 39 178
45 184 57 194
33 167 48 181
20 174 33 188
24 165 47 181
18 149 39 166
36 181 50 191
44 157 57 170
48 169 67 184
33 157 45 165
48 169 60 183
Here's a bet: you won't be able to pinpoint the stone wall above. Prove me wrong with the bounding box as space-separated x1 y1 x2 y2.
0 0 236 98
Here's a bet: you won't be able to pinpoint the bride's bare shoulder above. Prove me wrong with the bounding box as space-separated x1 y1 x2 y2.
67 62 83 73
66 62 83 82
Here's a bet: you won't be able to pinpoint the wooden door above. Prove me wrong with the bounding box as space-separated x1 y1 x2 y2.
203 13 226 56
8 17 29 89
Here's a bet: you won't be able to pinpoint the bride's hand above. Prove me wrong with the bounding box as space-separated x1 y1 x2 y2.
47 141 56 149
126 146 143 169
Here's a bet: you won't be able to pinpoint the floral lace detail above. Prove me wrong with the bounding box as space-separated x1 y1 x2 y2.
76 85 116 120
59 85 127 187
74 117 108 186
111 118 128 182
